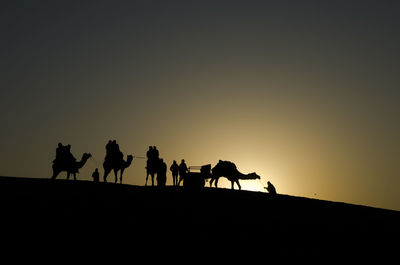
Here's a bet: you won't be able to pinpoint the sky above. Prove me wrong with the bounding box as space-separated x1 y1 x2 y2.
0 0 399 210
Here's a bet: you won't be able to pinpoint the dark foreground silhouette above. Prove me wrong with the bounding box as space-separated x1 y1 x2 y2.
0 176 399 261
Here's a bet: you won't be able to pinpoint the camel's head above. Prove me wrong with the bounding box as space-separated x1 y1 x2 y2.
127 155 134 163
83 153 92 160
212 160 224 175
249 172 261 179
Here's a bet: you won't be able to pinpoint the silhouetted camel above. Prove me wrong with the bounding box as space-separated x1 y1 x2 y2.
211 160 261 190
103 155 133 183
51 153 92 180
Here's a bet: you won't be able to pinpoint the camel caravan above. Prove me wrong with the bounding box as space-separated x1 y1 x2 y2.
51 142 276 193
51 141 132 184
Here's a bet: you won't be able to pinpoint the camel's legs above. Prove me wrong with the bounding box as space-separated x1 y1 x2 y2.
73 173 77 181
236 180 241 190
120 169 124 184
114 169 118 184
214 178 219 188
51 169 61 180
66 172 70 180
103 168 111 182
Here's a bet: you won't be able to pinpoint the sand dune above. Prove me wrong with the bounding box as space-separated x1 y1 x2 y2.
0 176 398 260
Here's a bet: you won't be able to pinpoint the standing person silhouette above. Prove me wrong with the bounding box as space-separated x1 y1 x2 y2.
146 146 153 175
92 168 99 182
145 146 156 186
177 159 188 186
170 160 179 186
157 158 167 187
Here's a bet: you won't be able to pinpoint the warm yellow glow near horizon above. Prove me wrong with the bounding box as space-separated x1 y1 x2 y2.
5 83 397 211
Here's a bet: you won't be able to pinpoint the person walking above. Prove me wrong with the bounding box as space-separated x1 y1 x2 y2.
177 159 188 186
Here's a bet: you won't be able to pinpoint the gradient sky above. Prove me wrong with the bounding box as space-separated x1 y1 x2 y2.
1 0 399 210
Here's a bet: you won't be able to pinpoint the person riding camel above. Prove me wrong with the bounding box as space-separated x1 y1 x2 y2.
105 140 123 164
54 143 76 167
153 146 159 160
106 140 113 156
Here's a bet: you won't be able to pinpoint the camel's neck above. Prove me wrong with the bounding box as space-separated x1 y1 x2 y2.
124 159 132 168
77 156 89 169
236 171 257 180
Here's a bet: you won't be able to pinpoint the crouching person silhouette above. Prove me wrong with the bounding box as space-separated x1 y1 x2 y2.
265 181 277 195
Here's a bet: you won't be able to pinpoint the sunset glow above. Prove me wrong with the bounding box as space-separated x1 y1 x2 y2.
1 1 399 211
